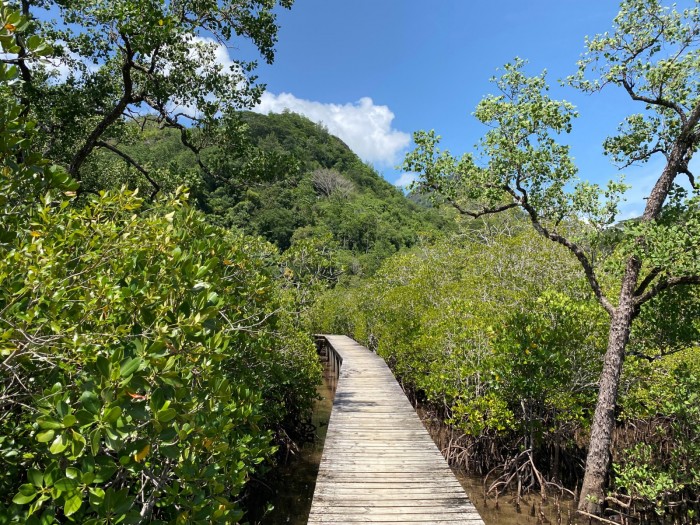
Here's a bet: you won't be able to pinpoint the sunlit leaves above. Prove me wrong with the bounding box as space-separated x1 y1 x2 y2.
0 182 320 522
313 226 606 444
571 0 700 167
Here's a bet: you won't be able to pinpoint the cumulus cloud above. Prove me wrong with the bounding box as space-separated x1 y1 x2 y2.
254 92 410 166
393 172 418 188
161 35 250 119
189 36 240 74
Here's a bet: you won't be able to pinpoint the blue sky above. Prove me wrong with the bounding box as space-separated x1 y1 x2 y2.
241 0 680 218
34 1 681 217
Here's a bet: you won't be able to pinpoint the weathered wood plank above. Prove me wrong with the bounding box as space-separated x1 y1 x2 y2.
308 513 484 525
308 335 484 525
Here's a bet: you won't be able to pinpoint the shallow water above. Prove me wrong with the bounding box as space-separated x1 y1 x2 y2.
455 471 581 525
250 358 336 525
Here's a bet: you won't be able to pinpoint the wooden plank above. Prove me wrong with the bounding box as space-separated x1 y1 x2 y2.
308 335 484 525
307 513 484 525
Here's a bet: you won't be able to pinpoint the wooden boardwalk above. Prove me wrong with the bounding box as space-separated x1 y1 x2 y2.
309 335 484 524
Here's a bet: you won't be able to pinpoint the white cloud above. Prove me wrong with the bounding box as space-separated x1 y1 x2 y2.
394 172 418 188
254 92 410 166
163 36 248 120
189 36 239 74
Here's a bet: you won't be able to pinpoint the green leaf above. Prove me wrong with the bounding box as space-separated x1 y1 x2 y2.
103 406 122 424
43 464 58 486
89 428 101 456
80 390 100 414
81 471 95 485
34 42 52 57
93 464 117 483
56 401 69 418
26 34 42 51
96 355 110 378
13 484 37 505
63 493 82 517
156 407 177 422
88 487 105 506
36 429 55 443
28 469 43 488
54 478 78 492
49 434 68 455
36 416 62 430
69 430 86 459
120 357 142 378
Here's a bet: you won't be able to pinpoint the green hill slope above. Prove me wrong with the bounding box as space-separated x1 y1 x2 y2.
115 111 454 275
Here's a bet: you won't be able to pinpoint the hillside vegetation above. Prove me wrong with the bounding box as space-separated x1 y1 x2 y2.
88 111 453 276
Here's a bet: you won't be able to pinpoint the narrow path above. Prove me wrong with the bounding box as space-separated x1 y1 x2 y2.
308 335 484 524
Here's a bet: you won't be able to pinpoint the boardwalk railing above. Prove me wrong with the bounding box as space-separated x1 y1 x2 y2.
315 335 342 393
309 335 484 524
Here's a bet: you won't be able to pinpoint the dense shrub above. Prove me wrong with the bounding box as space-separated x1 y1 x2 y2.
613 349 700 513
310 223 608 480
0 187 320 523
312 217 700 519
1 16 321 520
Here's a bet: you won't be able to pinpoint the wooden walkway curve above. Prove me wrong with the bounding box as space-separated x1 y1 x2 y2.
309 335 484 524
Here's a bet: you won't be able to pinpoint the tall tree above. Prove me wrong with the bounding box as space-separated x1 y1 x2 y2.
403 0 700 517
1 0 292 196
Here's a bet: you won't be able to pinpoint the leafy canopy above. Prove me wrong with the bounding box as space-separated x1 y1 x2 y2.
3 0 293 194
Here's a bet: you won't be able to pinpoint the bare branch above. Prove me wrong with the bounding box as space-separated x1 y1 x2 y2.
634 266 662 297
450 199 519 218
577 510 623 525
618 147 667 168
621 78 687 123
144 96 222 182
96 141 160 200
679 164 697 189
507 184 615 315
634 274 700 305
69 32 141 179
311 169 355 198
626 347 690 363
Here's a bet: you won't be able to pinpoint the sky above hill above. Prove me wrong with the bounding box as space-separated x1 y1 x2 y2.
242 0 684 219
31 1 694 219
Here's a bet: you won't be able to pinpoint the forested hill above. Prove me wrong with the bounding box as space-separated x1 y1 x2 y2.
117 111 453 275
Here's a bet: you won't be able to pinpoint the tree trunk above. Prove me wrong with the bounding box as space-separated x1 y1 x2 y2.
578 258 640 515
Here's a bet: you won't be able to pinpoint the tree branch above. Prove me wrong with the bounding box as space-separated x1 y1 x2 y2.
508 184 615 315
442 192 519 218
634 275 700 305
96 141 160 200
9 0 34 116
434 174 614 315
634 266 662 297
640 100 700 221
679 163 697 189
144 96 220 182
626 347 690 363
618 147 667 168
621 78 686 124
69 32 140 179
